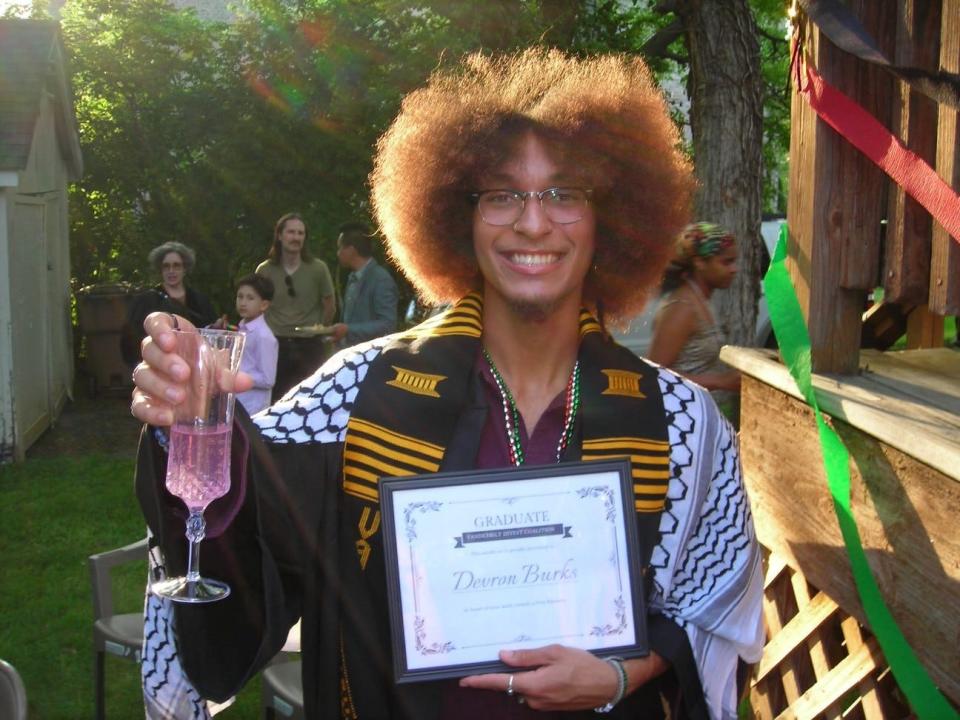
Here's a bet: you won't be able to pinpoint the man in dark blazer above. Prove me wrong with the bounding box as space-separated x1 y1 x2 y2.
329 222 400 348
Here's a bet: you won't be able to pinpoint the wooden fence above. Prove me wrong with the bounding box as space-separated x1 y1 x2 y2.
737 2 960 716
787 0 959 373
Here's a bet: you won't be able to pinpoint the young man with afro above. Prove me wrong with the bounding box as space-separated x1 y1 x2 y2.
131 48 763 720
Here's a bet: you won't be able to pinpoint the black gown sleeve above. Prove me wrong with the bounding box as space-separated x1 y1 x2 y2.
135 408 340 706
647 613 709 720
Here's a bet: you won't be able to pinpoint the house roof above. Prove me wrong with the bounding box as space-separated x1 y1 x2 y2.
0 19 83 179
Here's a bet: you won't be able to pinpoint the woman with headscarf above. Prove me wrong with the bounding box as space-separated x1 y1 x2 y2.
648 222 741 413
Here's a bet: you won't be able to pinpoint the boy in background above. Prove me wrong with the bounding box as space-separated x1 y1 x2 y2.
235 273 278 415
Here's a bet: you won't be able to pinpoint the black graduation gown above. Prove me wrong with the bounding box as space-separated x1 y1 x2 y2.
136 376 706 719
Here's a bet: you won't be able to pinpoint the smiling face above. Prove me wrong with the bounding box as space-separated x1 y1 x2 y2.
160 252 186 290
472 133 596 321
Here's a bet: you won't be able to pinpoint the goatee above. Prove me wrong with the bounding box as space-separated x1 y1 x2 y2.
506 298 560 323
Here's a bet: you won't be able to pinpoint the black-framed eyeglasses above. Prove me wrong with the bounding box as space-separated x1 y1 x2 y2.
468 187 593 226
284 275 296 297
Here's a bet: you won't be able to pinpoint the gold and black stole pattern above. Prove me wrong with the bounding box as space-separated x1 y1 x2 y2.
337 294 671 715
342 292 672 572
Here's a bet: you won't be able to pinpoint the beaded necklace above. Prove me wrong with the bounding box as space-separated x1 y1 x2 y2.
482 348 581 466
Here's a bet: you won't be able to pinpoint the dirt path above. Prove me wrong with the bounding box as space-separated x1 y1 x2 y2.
27 386 142 460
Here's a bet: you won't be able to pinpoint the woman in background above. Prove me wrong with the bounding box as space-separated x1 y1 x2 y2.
122 241 219 365
648 222 741 416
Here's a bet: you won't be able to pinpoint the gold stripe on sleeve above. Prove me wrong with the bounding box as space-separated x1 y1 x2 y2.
635 499 666 513
348 418 445 457
347 435 441 472
344 450 418 479
343 480 379 502
582 438 670 451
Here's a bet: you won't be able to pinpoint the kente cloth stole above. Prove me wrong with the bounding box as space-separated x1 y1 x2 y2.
342 292 672 569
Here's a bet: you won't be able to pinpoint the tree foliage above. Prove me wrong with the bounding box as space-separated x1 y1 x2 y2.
38 0 788 320
61 0 554 312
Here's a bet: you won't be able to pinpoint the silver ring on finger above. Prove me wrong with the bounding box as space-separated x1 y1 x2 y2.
506 674 515 697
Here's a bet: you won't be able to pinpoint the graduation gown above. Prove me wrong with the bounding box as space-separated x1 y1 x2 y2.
137 300 764 720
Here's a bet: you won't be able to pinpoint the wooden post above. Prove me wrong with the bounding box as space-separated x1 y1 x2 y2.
930 0 960 316
897 0 946 350
905 306 944 348
787 1 896 373
883 0 941 308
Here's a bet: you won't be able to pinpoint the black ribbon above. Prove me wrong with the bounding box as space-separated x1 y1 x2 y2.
798 0 960 110
454 524 573 548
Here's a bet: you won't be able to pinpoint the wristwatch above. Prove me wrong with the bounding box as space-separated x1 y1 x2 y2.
594 656 628 713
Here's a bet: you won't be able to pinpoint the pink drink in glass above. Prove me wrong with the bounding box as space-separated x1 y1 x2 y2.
151 327 243 604
166 423 232 512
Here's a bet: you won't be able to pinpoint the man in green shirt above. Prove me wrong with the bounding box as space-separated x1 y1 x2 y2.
255 212 336 401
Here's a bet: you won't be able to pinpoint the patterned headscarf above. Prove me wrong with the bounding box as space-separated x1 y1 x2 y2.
672 222 735 269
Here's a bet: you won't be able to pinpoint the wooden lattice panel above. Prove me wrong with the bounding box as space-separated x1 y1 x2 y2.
747 550 912 720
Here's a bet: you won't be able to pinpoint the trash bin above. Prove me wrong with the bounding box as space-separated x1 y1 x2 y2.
76 283 143 395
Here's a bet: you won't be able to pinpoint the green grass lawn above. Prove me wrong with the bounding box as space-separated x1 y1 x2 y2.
0 454 261 718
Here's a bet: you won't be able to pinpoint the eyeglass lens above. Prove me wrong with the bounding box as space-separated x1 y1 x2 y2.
285 275 296 297
475 188 589 226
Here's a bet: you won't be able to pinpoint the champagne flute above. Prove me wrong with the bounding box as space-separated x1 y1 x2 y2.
151 328 245 604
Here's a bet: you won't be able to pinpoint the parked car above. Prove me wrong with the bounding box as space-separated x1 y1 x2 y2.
611 218 784 356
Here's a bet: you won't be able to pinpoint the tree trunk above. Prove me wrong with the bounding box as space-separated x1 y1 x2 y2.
677 0 764 346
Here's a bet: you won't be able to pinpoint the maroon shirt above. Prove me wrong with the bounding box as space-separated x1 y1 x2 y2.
439 356 571 719
475 356 569 469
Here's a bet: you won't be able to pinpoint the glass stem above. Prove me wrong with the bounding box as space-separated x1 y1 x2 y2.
184 510 206 583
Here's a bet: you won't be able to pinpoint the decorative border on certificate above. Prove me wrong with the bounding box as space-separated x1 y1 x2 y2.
379 459 648 683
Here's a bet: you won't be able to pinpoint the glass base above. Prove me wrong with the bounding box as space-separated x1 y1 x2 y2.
151 576 231 604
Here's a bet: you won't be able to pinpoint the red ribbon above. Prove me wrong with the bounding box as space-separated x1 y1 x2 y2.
796 57 960 243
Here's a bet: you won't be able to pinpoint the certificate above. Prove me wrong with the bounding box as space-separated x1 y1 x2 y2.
379 459 648 683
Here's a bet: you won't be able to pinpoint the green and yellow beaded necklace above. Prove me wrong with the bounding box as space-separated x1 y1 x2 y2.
482 348 581 466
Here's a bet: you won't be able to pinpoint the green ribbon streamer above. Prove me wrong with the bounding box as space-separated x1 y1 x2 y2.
762 224 957 719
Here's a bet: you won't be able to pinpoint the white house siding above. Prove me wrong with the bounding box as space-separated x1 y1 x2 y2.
0 186 14 462
10 200 50 452
2 94 73 460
